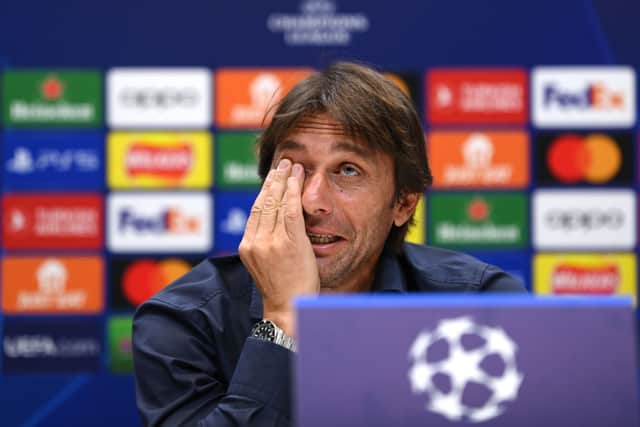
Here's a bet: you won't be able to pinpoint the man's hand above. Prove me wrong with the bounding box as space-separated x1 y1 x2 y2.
238 158 320 337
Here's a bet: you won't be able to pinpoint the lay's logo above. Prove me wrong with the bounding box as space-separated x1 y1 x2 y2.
108 132 212 189
126 143 192 178
534 253 636 305
551 264 619 295
532 67 635 128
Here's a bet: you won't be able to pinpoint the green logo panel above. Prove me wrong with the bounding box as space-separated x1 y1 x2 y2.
2 70 102 127
216 132 261 188
108 316 133 374
428 192 527 248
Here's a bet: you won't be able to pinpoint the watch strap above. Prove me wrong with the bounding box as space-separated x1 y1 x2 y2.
251 319 297 352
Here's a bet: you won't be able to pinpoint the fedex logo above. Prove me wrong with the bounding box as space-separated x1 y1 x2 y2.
543 83 625 109
118 207 201 233
108 192 212 253
533 67 635 128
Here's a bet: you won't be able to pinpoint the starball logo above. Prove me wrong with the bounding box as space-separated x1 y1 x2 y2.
532 67 635 128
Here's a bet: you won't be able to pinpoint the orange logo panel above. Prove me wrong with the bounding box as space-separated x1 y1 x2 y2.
2 256 103 314
428 131 529 188
215 68 314 128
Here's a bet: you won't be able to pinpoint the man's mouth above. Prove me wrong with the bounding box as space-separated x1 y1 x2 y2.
307 233 341 245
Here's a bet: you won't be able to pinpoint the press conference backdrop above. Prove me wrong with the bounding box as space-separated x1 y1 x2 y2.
0 0 639 425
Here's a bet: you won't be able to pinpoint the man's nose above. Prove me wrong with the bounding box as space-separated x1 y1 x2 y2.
301 172 333 216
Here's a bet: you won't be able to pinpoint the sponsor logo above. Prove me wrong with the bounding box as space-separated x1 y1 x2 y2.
110 257 197 308
215 191 256 251
107 192 212 252
267 0 369 46
551 264 618 295
2 70 102 127
108 132 212 189
2 256 103 314
429 193 527 248
532 190 635 250
108 316 134 373
2 194 103 249
534 254 636 304
427 69 527 124
409 316 523 422
215 68 313 128
216 132 261 188
107 68 211 128
535 133 631 185
532 67 635 128
429 131 528 188
3 131 104 190
3 318 102 373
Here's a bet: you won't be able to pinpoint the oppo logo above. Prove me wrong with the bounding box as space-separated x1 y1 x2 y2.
119 88 199 108
545 209 624 230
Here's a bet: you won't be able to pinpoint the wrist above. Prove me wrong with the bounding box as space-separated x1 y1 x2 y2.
263 310 296 338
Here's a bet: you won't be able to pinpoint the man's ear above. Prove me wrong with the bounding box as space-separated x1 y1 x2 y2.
392 192 421 227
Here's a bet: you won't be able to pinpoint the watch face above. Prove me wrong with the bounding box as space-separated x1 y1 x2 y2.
254 321 276 341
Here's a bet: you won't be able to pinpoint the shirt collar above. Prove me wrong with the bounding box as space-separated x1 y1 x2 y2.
369 246 407 293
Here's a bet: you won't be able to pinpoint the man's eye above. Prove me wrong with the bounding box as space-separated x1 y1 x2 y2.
340 165 360 176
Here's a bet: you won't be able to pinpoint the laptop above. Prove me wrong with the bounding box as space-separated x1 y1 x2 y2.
294 295 639 427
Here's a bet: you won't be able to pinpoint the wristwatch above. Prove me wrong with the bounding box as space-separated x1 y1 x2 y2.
251 319 297 352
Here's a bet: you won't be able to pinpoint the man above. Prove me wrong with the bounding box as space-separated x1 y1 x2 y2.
132 61 525 427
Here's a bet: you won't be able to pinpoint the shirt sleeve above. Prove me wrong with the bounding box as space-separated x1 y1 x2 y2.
132 300 292 427
479 264 528 293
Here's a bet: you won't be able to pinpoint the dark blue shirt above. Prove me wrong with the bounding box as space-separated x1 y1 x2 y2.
132 243 526 426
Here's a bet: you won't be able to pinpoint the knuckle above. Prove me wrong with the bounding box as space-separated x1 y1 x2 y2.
262 196 278 213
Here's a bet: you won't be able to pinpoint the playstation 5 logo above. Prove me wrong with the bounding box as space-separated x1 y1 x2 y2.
7 147 35 174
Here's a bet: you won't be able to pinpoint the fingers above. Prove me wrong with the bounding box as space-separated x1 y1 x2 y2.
243 167 274 240
279 163 305 238
255 158 292 239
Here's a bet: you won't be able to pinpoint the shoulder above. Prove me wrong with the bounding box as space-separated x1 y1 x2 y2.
401 243 526 292
143 254 253 312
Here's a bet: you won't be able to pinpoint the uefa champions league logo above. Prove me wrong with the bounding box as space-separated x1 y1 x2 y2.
408 316 524 423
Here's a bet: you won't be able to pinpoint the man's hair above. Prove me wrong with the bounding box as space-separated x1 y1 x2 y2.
256 61 433 251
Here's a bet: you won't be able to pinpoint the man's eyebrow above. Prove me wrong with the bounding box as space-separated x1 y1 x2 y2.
278 139 373 159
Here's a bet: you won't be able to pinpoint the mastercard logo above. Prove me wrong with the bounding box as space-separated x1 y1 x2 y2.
122 258 192 306
546 134 621 183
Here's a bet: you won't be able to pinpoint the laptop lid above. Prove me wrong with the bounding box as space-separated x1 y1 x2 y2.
294 295 638 427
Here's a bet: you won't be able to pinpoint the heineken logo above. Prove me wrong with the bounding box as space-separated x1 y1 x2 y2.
429 193 527 248
2 70 102 127
467 198 489 222
41 75 64 101
216 133 261 188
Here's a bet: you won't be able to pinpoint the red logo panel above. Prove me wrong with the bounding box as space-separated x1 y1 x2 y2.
427 69 528 124
3 194 103 249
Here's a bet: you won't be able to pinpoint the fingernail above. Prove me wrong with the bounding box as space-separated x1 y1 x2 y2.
278 158 291 170
292 163 304 178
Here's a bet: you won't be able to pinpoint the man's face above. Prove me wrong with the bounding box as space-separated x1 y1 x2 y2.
272 114 415 291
